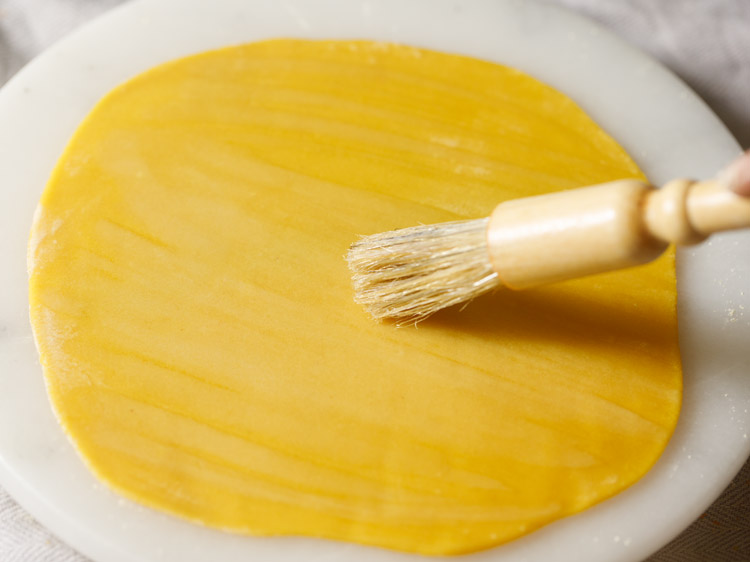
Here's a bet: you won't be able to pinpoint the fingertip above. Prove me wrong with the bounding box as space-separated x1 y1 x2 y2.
721 149 750 196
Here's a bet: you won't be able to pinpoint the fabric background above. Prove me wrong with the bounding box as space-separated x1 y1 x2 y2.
0 0 748 560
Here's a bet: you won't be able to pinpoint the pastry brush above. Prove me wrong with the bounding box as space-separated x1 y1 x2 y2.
347 151 750 323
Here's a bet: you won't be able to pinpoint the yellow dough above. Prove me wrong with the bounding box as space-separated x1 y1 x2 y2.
28 40 681 555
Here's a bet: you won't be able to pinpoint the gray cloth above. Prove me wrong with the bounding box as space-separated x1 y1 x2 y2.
0 0 748 560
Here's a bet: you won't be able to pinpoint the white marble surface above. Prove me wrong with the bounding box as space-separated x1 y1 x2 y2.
0 1 748 561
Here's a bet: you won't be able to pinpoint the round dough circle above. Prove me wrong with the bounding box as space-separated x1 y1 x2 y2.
28 39 681 555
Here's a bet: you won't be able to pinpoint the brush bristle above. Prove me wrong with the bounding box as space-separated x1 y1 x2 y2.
346 218 500 323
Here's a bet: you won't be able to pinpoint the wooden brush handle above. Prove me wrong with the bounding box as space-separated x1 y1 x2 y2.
487 177 750 290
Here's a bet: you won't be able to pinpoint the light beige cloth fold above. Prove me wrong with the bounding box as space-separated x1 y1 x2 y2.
0 0 747 560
